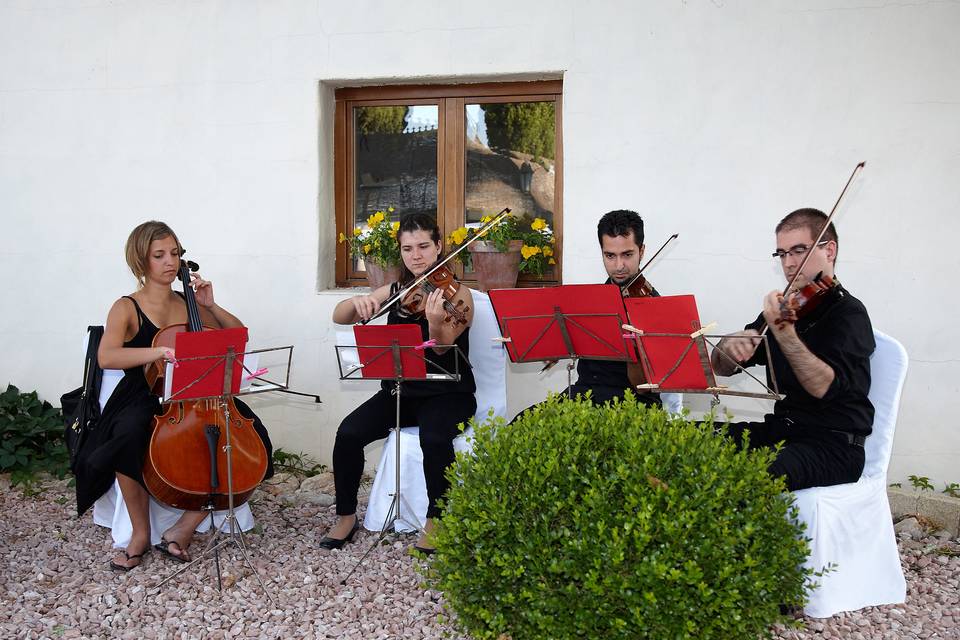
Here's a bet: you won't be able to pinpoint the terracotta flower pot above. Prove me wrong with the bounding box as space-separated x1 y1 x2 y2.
468 240 523 291
364 261 402 290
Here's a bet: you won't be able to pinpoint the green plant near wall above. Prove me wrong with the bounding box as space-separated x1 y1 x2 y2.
423 394 812 640
0 385 69 486
271 448 326 478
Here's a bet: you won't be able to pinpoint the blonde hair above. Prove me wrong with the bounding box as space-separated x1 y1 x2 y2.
125 221 183 286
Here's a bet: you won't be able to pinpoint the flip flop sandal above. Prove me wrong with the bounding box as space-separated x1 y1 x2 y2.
109 549 148 572
154 537 191 563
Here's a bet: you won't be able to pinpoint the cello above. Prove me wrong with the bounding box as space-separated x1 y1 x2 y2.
142 259 268 511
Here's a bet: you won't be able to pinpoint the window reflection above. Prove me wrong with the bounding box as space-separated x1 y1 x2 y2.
353 105 439 270
465 101 557 276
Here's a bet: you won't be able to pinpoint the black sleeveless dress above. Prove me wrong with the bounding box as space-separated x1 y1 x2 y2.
73 296 273 516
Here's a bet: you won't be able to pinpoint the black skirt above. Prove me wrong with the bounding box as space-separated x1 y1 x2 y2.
73 373 274 517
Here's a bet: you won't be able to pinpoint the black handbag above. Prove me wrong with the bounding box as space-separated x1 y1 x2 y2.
61 325 104 473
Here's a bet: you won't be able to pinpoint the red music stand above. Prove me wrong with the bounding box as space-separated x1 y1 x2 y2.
162 327 248 402
489 284 635 395
333 324 462 586
623 294 780 401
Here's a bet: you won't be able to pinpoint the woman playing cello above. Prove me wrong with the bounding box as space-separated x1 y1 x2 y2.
324 212 477 554
76 221 273 570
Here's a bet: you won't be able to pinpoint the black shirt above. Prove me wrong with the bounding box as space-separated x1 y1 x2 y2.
573 279 661 404
743 284 875 436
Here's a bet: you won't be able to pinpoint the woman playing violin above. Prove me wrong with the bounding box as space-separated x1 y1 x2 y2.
325 212 477 553
76 221 273 570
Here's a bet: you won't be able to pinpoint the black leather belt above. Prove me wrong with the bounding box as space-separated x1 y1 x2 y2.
829 430 866 447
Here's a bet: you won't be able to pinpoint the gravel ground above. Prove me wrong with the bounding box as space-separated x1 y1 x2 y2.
1 475 957 640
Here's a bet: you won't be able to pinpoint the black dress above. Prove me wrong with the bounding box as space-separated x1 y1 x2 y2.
74 296 273 516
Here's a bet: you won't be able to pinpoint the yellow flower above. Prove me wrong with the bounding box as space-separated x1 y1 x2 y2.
480 215 492 224
392 221 400 231
549 258 556 265
388 206 395 213
353 227 362 237
542 245 553 257
521 245 541 260
531 218 547 231
451 227 469 244
363 244 371 254
338 232 346 243
367 211 385 227
550 236 556 244
389 229 397 238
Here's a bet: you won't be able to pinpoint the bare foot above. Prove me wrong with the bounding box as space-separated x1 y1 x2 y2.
111 535 150 570
158 528 194 562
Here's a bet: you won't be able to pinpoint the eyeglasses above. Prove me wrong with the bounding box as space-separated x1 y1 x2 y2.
771 241 829 261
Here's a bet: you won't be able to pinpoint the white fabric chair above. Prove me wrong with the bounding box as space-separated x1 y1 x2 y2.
87 334 254 549
361 289 507 532
791 329 908 618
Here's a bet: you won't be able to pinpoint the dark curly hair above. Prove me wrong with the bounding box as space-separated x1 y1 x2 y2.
597 209 645 248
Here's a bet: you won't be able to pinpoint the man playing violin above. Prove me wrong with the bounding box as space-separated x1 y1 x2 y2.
710 208 874 490
325 212 476 554
516 209 662 412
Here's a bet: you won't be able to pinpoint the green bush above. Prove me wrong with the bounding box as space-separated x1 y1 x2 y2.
0 384 69 485
424 393 811 640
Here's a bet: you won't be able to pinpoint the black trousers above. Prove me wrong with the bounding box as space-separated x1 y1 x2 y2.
333 389 477 519
723 419 865 491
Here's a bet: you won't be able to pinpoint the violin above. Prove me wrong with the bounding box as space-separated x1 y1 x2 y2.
621 274 655 298
142 259 268 511
397 262 471 327
774 271 842 327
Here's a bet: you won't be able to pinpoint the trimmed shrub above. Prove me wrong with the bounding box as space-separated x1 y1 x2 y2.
425 393 811 639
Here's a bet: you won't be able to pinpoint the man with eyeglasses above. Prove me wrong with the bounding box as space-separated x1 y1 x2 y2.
709 208 875 491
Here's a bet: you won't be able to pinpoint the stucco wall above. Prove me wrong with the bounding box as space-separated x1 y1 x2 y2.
1 0 957 486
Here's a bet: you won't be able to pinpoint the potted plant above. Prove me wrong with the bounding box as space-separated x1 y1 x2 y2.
447 213 556 291
339 207 402 289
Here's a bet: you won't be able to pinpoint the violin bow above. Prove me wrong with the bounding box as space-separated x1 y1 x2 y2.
361 207 512 325
622 233 679 291
758 161 865 337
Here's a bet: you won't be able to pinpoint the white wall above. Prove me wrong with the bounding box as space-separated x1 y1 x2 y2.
1 0 957 487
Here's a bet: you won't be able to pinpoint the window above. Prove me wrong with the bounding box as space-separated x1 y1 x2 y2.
334 80 563 287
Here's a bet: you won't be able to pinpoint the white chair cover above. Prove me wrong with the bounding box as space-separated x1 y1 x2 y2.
791 329 908 618
361 289 508 532
660 392 683 414
88 338 254 549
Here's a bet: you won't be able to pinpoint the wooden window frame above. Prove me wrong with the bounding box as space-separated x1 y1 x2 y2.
334 80 563 288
